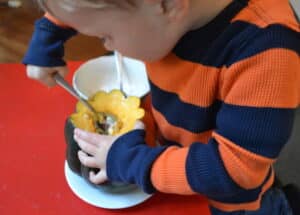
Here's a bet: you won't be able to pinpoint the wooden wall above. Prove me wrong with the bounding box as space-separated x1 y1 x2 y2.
0 0 107 63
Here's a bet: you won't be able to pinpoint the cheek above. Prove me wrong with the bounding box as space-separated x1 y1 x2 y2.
118 39 168 61
112 21 172 61
66 19 100 37
77 28 99 37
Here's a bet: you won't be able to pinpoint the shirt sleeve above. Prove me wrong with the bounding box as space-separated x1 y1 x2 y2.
106 129 168 193
22 14 77 67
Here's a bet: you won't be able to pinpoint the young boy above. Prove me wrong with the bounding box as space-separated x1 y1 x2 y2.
23 0 300 214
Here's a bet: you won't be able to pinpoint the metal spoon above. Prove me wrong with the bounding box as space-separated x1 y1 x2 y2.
53 73 114 133
114 51 127 97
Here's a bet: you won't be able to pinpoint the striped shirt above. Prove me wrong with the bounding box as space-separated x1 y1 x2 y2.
22 0 300 213
143 0 300 212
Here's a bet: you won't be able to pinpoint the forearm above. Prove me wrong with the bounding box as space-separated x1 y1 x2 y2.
106 129 167 193
23 14 77 66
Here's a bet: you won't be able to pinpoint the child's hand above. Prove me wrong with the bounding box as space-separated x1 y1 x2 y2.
26 65 68 87
74 128 119 184
74 121 145 184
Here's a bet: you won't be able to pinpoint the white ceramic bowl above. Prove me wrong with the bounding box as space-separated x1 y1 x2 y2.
73 55 150 99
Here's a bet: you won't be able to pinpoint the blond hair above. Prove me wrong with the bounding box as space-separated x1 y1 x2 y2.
36 0 117 17
36 0 134 13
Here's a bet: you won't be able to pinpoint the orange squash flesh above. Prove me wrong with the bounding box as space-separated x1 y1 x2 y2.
70 90 144 135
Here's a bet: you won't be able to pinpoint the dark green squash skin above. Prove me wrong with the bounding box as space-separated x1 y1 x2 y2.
65 118 101 181
64 117 137 193
64 118 82 175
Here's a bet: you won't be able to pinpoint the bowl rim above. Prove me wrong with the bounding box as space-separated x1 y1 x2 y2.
72 55 150 100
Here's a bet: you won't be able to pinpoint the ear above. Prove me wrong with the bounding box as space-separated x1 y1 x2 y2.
145 0 189 21
162 0 189 21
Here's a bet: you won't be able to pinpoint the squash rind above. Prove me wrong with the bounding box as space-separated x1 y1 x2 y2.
64 90 143 192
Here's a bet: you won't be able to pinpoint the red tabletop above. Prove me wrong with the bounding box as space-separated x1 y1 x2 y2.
0 62 210 215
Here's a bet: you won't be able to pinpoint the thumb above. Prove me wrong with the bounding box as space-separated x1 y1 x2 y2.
54 66 69 78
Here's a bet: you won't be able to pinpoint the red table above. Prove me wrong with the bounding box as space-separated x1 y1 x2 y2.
0 62 210 214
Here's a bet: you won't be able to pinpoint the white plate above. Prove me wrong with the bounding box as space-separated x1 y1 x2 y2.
73 55 150 99
64 161 153 209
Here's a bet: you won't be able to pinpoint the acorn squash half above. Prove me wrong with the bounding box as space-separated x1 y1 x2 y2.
64 90 144 192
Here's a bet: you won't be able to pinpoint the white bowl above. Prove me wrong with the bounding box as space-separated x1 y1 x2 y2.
73 55 150 99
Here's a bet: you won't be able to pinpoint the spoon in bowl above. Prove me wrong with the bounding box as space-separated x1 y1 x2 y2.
53 73 115 134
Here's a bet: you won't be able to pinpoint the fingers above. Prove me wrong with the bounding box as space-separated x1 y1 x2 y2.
56 66 68 77
89 169 108 184
26 65 54 86
78 149 108 184
78 150 99 168
74 128 102 146
26 65 69 87
74 134 98 155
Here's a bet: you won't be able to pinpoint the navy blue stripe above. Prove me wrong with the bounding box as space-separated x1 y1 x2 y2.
22 17 77 67
150 81 221 133
186 138 272 203
173 0 248 64
226 23 300 66
173 21 300 68
159 136 182 147
216 103 296 158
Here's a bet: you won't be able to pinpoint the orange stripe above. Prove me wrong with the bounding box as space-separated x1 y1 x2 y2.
213 132 275 189
209 169 275 212
220 49 300 108
152 107 213 146
146 53 219 107
141 94 152 111
141 95 157 147
151 146 196 194
232 0 299 32
44 13 70 28
231 1 267 28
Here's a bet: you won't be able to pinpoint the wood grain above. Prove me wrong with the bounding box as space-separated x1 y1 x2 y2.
0 0 107 63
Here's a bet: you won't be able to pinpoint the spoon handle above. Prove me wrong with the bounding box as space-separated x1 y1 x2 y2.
114 51 127 96
53 73 97 114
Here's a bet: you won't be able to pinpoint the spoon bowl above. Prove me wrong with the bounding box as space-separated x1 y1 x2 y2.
53 73 115 134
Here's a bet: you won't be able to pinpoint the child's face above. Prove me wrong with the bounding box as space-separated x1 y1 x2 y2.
46 1 189 61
